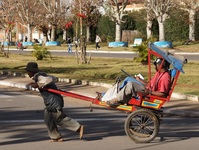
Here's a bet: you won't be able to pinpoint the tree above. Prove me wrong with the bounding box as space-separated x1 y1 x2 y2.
0 0 16 57
80 0 103 42
146 0 174 41
14 0 40 42
39 0 72 41
175 0 199 41
70 0 103 43
164 8 189 41
104 0 129 42
98 16 115 41
0 0 16 42
68 0 93 64
56 0 74 42
144 0 155 39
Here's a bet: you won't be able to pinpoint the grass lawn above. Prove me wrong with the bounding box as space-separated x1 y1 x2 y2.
0 48 198 96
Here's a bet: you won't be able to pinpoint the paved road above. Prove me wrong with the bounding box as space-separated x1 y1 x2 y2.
1 88 199 150
7 49 199 61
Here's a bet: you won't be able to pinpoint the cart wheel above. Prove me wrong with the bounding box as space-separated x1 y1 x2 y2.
124 109 159 143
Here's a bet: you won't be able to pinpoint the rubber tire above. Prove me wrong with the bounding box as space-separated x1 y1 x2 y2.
124 109 159 143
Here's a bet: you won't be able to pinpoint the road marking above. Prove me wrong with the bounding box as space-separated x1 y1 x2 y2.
0 118 126 124
0 94 39 98
5 99 14 101
0 94 13 98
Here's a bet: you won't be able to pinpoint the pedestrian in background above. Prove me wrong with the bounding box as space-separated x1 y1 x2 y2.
95 34 101 50
25 62 84 142
67 37 72 53
25 36 28 42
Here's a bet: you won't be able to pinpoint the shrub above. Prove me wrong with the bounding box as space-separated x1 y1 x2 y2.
165 9 189 41
133 43 148 65
97 16 115 42
32 45 51 60
133 38 156 65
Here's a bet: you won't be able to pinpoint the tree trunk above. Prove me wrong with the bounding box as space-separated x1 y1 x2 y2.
43 35 48 43
146 14 153 39
157 17 165 41
51 25 56 41
189 9 195 41
115 23 121 42
42 29 48 43
8 30 12 42
86 26 90 42
63 29 67 41
80 36 87 64
75 20 79 38
27 24 32 42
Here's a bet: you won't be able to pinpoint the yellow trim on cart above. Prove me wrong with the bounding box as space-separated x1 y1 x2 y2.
99 102 132 111
141 99 163 109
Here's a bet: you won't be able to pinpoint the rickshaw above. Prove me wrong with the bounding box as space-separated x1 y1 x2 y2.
44 43 186 143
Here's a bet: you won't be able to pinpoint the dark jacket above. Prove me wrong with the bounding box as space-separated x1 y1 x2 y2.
33 72 64 111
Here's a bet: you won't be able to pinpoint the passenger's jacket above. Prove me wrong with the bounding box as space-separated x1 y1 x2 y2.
33 72 64 111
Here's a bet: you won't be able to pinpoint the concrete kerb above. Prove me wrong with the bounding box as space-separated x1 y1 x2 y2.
0 70 198 102
164 109 199 118
171 92 199 102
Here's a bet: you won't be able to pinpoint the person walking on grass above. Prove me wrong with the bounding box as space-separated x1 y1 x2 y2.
95 34 101 50
25 62 84 142
67 37 72 53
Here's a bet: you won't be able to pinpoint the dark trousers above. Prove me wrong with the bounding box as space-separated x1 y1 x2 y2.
116 82 146 104
96 42 100 49
44 108 80 140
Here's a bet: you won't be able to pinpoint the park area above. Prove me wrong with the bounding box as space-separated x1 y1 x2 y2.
0 43 199 96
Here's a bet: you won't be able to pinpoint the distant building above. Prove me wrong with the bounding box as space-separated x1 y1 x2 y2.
125 3 145 11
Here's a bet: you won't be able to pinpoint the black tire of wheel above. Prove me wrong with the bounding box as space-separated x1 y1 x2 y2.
124 109 160 143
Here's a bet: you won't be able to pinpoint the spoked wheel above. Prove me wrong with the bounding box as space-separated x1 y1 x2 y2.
124 109 160 143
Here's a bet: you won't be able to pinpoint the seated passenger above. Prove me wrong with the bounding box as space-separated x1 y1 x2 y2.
97 76 143 101
104 58 171 107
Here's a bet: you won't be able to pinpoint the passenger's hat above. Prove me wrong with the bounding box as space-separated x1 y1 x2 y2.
153 58 163 66
154 58 170 69
25 62 39 73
